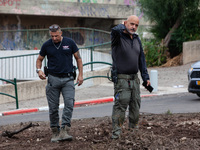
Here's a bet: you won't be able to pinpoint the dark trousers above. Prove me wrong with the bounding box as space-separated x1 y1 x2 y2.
112 74 141 136
46 74 75 128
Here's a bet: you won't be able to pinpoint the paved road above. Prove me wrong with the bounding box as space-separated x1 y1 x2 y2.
1 92 200 126
141 92 200 114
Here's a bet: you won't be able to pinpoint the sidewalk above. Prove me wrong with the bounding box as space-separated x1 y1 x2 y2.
0 63 191 116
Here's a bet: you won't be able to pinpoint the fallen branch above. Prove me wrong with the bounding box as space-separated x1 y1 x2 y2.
2 122 39 138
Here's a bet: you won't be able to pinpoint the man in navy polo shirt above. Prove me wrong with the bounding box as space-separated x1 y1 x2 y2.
36 24 83 142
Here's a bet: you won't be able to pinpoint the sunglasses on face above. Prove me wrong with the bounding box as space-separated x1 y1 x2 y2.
49 25 60 31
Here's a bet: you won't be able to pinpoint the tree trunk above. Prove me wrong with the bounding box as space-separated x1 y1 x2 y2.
163 17 181 47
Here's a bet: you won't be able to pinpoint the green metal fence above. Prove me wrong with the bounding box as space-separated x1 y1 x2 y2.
0 78 19 109
74 61 112 86
0 42 111 80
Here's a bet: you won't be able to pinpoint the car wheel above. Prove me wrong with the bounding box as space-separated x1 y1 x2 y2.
196 93 200 97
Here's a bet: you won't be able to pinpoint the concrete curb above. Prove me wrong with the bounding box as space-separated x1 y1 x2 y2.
2 108 39 116
0 94 159 116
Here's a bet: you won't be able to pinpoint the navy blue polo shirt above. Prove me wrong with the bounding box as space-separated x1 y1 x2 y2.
40 37 79 74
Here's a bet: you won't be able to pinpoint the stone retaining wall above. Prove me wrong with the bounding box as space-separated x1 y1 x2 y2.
183 40 200 64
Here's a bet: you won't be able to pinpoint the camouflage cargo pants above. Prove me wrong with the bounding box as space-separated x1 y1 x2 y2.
111 74 141 138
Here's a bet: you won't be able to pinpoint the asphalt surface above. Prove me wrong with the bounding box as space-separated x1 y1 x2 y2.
0 63 192 116
1 92 199 126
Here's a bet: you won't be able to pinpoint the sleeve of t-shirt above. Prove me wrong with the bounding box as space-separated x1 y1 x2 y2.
71 40 79 54
39 43 46 57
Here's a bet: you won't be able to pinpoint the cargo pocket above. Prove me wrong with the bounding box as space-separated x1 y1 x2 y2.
115 89 131 107
114 89 122 101
136 77 140 85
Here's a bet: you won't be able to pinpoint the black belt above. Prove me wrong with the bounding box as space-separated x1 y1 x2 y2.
117 74 137 80
49 72 73 78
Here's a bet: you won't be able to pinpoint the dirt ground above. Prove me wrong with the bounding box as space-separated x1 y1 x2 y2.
1 112 200 150
162 53 183 67
1 55 199 150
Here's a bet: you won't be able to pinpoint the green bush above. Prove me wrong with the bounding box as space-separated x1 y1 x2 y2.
139 0 200 58
143 39 167 67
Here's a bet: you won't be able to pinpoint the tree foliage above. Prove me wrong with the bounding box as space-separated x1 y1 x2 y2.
139 0 200 57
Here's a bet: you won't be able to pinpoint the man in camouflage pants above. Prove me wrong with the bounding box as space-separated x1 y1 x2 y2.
111 15 151 139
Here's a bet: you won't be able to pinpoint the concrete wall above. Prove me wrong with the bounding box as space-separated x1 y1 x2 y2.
0 0 145 31
0 15 114 31
0 1 136 19
0 67 110 104
0 79 46 104
183 40 200 65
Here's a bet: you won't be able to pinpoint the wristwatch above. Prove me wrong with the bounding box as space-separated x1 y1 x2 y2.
36 68 41 73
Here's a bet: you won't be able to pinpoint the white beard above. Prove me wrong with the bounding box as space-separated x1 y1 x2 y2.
125 27 135 35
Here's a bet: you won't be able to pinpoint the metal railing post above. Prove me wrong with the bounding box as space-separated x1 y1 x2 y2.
27 30 29 50
0 78 19 109
92 29 95 45
14 78 19 109
90 47 94 71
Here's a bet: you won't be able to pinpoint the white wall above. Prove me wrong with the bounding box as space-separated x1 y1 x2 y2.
0 49 112 81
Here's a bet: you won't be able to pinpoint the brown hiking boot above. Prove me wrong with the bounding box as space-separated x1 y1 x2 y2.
58 125 73 141
51 127 60 142
128 124 139 132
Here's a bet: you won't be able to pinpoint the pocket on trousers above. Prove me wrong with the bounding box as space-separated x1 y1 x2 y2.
136 77 140 85
115 89 131 104
115 79 129 90
114 89 122 101
46 82 52 94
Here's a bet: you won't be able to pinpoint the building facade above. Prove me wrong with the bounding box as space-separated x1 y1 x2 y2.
0 0 144 30
0 0 146 50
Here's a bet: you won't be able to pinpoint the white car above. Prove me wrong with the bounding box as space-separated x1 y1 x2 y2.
188 61 200 97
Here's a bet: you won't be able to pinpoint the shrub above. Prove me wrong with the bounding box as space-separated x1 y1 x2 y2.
143 39 167 67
